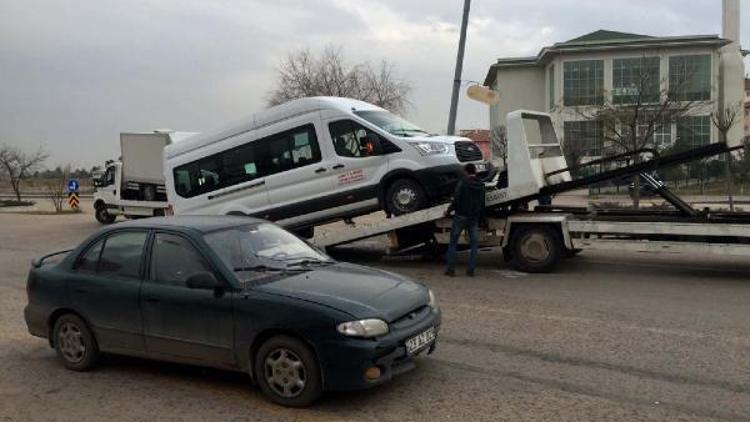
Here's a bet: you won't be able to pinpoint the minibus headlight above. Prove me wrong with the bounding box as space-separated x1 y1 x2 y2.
337 319 389 338
410 142 450 156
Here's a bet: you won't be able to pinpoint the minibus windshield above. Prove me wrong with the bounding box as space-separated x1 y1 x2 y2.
354 110 431 137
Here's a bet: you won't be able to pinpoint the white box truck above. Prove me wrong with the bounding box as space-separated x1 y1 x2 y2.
93 131 195 224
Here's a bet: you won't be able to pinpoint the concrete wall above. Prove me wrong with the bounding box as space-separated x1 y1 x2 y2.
488 66 545 131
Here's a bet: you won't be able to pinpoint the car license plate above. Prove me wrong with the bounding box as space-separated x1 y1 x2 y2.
475 163 486 172
405 327 436 355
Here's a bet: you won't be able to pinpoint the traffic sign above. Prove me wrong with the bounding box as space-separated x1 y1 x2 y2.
67 179 80 193
68 192 80 210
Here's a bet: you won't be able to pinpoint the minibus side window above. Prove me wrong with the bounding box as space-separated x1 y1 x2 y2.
221 142 259 187
173 124 320 198
291 131 318 167
329 120 392 158
257 125 321 176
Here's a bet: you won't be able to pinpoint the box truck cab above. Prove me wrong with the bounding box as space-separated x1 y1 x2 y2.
164 97 491 235
93 131 195 224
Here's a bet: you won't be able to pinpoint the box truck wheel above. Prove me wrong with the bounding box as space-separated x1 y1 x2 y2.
95 205 116 224
386 178 427 215
508 225 562 273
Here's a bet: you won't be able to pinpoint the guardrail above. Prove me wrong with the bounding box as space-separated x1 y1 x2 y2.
0 193 94 199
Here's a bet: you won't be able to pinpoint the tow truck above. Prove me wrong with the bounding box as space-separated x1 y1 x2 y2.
312 110 750 273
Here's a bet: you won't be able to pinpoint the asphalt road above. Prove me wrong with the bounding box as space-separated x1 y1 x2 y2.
1 211 749 421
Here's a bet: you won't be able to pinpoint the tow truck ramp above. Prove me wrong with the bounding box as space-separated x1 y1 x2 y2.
313 204 450 248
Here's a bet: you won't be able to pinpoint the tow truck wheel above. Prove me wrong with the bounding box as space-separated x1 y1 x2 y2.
386 178 427 216
95 205 116 224
508 225 562 273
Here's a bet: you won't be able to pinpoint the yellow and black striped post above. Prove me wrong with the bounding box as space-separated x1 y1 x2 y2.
67 192 79 210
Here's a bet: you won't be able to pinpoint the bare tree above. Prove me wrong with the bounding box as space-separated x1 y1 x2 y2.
735 142 750 194
0 144 48 201
44 165 70 213
711 105 740 211
490 125 507 168
267 45 412 113
561 135 588 178
569 56 705 206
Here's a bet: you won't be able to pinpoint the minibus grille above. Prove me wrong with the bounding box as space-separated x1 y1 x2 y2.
455 141 483 162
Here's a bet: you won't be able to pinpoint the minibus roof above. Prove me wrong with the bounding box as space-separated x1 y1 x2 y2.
164 97 385 159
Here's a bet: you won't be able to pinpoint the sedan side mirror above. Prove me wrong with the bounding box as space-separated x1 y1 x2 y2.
185 272 221 289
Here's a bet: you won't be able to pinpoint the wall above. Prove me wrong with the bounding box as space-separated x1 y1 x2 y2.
488 66 545 131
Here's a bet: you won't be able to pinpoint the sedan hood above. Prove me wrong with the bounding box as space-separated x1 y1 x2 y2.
254 263 428 322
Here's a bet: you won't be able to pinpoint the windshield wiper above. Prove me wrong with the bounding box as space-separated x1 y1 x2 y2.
284 257 335 267
234 264 286 273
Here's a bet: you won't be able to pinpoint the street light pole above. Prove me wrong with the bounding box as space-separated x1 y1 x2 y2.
447 0 471 135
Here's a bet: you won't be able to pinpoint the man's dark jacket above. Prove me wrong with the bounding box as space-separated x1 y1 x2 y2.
446 176 485 220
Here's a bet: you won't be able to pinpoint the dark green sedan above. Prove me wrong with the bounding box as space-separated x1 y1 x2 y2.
24 216 440 407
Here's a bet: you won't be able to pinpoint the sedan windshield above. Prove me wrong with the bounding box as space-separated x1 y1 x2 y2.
354 110 430 137
204 224 332 278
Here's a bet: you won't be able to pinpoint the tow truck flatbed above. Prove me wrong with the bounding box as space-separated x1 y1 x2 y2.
313 110 750 273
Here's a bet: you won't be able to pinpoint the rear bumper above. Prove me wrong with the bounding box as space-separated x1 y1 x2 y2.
317 307 441 391
24 305 48 340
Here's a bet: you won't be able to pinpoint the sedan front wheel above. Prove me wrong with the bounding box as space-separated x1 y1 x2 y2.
254 335 322 407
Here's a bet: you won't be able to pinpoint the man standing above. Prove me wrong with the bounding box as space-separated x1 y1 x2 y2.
444 163 485 277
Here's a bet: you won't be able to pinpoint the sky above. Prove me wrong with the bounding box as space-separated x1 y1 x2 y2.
2 0 749 169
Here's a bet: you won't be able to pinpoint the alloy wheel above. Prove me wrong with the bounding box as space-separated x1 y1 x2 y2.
57 322 86 364
393 187 417 212
264 348 306 398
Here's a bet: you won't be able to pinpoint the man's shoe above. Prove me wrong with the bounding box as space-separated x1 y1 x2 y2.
466 270 475 277
444 269 455 277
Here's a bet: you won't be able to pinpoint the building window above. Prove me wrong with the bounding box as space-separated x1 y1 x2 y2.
563 60 604 106
612 57 660 104
669 55 711 101
564 120 604 156
652 121 672 148
636 115 672 149
548 64 555 110
676 116 711 148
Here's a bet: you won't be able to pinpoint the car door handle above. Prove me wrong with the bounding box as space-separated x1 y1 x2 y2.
145 297 160 303
332 164 345 170
314 167 327 174
74 288 87 294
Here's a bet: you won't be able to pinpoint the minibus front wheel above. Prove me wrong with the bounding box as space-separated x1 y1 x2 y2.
386 178 427 216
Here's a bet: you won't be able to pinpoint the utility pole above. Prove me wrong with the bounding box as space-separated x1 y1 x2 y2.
447 0 471 135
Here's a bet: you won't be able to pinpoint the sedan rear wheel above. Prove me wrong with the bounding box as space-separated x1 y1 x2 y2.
53 314 99 371
254 335 321 407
